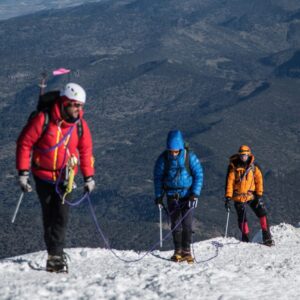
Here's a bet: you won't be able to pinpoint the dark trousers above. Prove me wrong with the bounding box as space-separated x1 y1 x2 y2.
34 176 70 256
167 197 193 251
234 197 268 234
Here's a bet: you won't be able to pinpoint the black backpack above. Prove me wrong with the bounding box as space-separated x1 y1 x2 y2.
28 91 83 138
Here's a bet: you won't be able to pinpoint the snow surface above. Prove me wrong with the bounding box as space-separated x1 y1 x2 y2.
1 223 300 300
0 0 104 20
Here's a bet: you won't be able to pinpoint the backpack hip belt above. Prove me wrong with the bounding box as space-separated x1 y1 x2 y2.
233 191 255 201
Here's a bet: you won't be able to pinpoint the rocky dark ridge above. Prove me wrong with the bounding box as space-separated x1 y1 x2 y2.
0 0 300 258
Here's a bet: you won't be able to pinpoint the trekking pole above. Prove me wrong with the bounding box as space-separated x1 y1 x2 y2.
224 208 230 238
159 204 163 248
11 192 24 224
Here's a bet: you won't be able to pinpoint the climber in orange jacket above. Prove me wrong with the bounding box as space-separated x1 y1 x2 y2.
225 145 274 246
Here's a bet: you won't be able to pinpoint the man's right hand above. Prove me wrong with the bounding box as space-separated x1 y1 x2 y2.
224 197 231 212
84 177 96 193
154 196 164 206
18 171 33 192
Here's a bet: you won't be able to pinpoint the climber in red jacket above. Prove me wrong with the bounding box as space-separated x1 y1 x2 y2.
16 83 95 273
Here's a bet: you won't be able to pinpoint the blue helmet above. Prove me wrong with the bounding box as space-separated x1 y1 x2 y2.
167 130 184 150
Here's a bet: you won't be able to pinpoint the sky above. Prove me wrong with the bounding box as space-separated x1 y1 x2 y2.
0 0 104 20
1 223 300 299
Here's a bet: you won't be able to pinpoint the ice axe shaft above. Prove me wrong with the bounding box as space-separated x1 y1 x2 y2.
11 192 24 224
159 205 163 248
225 209 230 238
39 72 47 96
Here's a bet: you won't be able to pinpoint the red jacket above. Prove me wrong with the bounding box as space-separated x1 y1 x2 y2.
16 99 95 182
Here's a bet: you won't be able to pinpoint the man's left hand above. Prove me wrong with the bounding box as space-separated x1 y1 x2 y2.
188 194 199 208
84 177 95 193
256 196 264 208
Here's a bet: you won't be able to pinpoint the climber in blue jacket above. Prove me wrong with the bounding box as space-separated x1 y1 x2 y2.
153 130 203 263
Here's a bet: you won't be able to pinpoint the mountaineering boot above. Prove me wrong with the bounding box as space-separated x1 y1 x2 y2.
170 250 182 262
262 230 274 247
180 249 194 264
242 234 249 243
46 254 68 273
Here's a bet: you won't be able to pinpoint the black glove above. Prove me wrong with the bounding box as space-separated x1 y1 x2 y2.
224 197 231 212
155 196 164 206
188 194 199 208
18 170 33 192
255 196 264 208
84 177 95 193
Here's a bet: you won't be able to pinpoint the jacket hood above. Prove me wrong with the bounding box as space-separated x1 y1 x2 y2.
167 130 184 150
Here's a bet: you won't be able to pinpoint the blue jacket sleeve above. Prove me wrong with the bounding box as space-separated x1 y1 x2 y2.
153 153 165 198
189 152 203 196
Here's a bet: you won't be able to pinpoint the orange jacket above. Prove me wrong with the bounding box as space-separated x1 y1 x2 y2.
225 154 263 202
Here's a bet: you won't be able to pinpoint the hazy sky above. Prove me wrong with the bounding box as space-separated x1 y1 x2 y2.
0 0 104 20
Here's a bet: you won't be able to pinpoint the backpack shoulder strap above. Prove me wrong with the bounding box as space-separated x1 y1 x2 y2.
184 149 192 176
41 114 83 140
31 111 50 146
42 111 50 134
77 119 83 138
27 110 49 134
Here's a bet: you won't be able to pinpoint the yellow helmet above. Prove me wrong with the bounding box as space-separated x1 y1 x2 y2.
238 145 251 155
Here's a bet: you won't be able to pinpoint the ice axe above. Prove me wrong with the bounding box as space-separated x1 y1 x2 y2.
38 68 71 97
38 71 47 96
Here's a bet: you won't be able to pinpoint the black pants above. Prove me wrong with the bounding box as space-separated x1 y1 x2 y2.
34 176 70 256
167 197 193 251
234 197 268 233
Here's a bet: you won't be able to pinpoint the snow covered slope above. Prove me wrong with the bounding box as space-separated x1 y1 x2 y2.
1 223 300 299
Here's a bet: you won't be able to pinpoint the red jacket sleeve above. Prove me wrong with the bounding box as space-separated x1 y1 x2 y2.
16 113 45 171
78 119 95 177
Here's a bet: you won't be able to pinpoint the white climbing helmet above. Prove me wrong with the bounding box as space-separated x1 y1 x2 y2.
61 83 86 104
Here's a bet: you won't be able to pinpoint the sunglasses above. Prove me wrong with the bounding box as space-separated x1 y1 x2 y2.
67 102 84 108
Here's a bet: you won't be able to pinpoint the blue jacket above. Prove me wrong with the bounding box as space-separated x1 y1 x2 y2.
154 149 203 198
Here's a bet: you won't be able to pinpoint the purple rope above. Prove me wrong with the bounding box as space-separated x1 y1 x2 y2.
29 121 92 209
64 192 89 206
54 126 75 198
35 125 75 154
87 194 194 263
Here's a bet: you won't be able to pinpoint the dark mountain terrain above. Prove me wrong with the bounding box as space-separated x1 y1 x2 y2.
1 0 300 258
